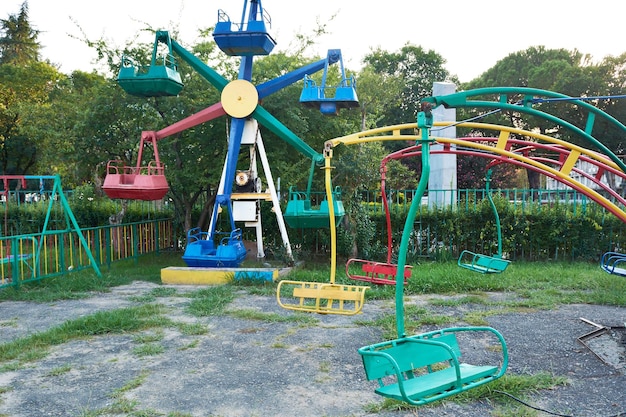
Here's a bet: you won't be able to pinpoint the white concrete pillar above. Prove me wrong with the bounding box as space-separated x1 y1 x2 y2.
429 82 457 208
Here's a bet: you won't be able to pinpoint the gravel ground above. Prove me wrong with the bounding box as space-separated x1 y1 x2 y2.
0 281 624 417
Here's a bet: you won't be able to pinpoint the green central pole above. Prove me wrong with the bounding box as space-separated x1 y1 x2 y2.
394 109 434 338
485 169 503 257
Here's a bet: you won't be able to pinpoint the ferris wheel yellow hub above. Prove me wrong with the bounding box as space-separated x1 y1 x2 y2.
221 79 259 118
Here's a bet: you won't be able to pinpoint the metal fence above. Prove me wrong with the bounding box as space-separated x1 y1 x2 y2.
285 188 623 261
0 219 174 289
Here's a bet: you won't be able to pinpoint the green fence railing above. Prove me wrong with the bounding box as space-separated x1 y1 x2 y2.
0 218 174 289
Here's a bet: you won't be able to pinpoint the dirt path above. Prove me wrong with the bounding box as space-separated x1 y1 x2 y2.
0 282 624 417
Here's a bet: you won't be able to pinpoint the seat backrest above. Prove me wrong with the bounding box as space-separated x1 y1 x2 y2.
476 255 509 271
361 334 460 381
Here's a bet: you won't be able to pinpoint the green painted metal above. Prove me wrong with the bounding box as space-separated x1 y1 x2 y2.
485 170 503 257
422 87 626 172
36 175 102 278
117 31 183 97
283 185 345 229
457 169 510 274
394 109 433 338
458 250 510 274
358 327 508 406
283 149 344 229
252 105 322 163
0 218 174 288
357 109 508 405
171 37 229 92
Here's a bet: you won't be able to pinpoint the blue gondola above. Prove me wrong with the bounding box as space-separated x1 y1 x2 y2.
182 227 247 268
300 49 359 115
213 0 276 56
117 31 183 97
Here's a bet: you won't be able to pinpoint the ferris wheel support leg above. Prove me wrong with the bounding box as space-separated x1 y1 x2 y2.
252 216 265 259
207 155 229 238
255 127 294 262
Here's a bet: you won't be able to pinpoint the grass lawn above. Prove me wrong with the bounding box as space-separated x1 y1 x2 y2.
0 250 623 309
0 251 623 417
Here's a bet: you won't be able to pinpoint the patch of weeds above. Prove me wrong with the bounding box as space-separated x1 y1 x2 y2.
363 398 417 413
315 360 332 383
0 386 12 395
360 305 455 340
166 412 194 417
0 362 21 372
0 304 168 367
0 318 18 328
76 409 105 417
363 372 568 414
186 286 236 317
132 330 164 344
17 347 48 364
45 364 72 377
462 307 518 326
429 294 490 307
227 308 318 325
509 290 564 310
239 327 263 334
111 370 150 398
241 284 278 297
103 397 139 414
150 287 178 297
132 343 165 357
178 340 199 351
128 294 157 303
271 342 288 348
126 408 162 416
454 371 569 405
176 322 208 336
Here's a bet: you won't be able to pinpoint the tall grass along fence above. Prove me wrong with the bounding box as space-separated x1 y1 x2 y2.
0 219 174 289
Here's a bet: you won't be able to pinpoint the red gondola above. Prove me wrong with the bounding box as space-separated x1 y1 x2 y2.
102 131 169 201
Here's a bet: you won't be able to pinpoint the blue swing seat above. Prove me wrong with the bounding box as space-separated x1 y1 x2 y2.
600 251 626 276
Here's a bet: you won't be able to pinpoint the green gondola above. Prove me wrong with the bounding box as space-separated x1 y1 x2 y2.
117 31 183 97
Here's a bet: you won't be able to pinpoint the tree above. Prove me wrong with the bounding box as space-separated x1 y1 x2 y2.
457 46 626 189
0 61 62 175
0 2 40 65
0 3 56 177
354 65 403 131
363 44 457 127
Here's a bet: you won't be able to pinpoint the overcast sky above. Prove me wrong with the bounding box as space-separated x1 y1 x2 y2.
2 0 625 82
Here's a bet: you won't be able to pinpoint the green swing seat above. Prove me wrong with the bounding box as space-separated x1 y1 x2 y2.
358 327 508 406
357 110 508 407
458 169 510 274
458 250 510 274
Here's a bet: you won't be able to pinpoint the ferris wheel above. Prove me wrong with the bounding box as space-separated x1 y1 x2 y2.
103 0 358 268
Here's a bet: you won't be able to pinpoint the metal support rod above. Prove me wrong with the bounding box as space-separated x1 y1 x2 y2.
394 109 433 338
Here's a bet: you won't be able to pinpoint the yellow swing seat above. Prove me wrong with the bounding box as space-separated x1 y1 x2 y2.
276 280 368 315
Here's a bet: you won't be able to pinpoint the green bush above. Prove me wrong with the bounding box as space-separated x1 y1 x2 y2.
5 190 624 263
